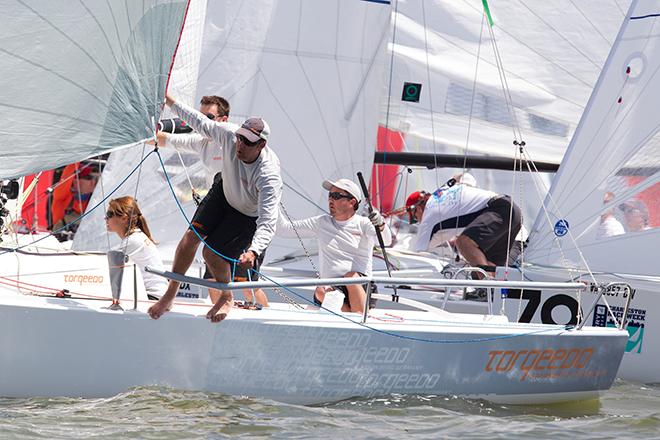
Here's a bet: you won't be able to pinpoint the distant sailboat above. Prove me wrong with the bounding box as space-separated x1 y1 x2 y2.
493 0 660 383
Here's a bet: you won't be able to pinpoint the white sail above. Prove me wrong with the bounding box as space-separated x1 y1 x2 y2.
73 0 209 255
195 0 390 219
0 0 190 179
383 0 629 160
526 0 660 276
75 0 392 261
370 0 630 223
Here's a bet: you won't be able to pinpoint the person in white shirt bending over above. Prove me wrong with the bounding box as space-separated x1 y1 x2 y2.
407 174 521 277
105 196 167 298
148 94 282 323
277 178 391 314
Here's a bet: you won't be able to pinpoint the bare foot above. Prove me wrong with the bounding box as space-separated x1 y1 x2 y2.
206 296 232 323
148 297 173 320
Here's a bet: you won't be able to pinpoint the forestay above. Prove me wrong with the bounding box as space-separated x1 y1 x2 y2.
0 0 189 179
526 0 660 276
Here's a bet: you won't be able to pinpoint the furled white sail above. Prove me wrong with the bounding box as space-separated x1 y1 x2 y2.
0 0 190 179
74 0 392 262
525 0 660 276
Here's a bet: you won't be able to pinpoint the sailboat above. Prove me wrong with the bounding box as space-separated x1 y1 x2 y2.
489 0 660 383
0 0 630 404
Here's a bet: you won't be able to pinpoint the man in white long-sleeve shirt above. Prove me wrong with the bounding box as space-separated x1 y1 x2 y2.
277 178 391 314
148 94 282 323
155 95 232 180
408 177 521 275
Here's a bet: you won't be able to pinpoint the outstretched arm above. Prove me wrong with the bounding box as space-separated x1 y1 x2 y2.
276 206 321 239
166 94 234 146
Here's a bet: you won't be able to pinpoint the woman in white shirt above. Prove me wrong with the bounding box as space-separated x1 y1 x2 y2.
105 196 168 298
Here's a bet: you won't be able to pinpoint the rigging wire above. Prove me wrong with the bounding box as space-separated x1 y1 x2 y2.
450 12 487 243
118 142 149 258
173 148 202 206
278 202 320 278
92 156 113 251
486 24 523 142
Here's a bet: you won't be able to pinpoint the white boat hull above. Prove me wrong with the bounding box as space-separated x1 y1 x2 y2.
495 266 660 383
0 249 628 404
0 292 627 405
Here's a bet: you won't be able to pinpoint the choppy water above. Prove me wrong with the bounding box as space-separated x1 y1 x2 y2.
0 381 658 439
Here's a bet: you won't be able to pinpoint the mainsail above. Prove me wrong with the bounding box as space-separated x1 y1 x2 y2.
0 0 190 179
526 0 660 276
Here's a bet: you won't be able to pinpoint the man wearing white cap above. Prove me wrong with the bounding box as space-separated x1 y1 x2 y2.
276 178 391 313
149 94 282 323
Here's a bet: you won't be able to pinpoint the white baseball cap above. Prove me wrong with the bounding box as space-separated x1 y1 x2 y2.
322 178 362 202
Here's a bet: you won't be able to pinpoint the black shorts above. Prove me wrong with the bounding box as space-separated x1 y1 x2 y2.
190 179 258 263
461 196 522 266
203 250 265 281
190 178 225 237
313 273 378 309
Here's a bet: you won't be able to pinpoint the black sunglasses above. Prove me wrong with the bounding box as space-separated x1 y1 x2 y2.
237 134 261 147
105 211 119 220
205 113 217 120
328 191 354 201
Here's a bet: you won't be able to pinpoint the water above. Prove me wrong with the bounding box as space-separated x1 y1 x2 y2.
0 381 658 439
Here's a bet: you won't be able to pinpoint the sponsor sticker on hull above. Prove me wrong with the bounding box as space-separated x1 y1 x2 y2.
63 274 104 285
484 347 598 381
593 304 645 354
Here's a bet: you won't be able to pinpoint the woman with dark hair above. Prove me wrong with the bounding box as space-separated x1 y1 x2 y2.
105 196 167 297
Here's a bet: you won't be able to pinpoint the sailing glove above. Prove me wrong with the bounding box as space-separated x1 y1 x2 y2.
368 210 385 228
